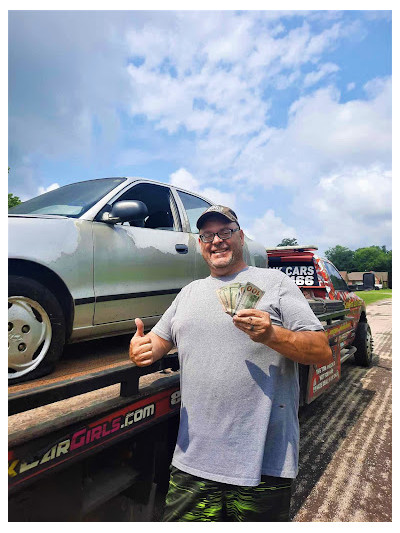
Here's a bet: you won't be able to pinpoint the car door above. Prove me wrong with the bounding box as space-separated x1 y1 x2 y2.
323 260 362 344
92 181 196 325
173 189 212 279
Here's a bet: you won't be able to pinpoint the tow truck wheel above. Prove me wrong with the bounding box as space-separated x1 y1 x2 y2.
8 275 65 384
353 322 373 367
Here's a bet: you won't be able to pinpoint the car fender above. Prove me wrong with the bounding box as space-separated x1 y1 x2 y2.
8 216 95 329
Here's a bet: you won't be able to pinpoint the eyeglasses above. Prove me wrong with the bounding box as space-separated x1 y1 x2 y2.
199 227 240 243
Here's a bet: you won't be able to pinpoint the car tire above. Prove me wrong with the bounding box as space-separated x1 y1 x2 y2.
353 321 373 367
8 275 65 384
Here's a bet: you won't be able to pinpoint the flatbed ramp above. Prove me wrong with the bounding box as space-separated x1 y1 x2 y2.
8 353 180 504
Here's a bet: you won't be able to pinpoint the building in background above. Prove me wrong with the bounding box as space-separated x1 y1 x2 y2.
340 272 389 290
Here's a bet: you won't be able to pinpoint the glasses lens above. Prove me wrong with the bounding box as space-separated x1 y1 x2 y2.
201 232 214 242
218 229 232 239
200 228 237 242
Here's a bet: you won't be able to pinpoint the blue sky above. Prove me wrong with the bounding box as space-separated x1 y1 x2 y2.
8 8 392 254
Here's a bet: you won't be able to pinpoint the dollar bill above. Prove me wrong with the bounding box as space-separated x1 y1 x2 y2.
217 284 241 316
234 281 265 314
216 281 264 316
216 287 230 312
226 282 242 316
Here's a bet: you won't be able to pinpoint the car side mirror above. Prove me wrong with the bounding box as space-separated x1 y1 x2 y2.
102 200 148 225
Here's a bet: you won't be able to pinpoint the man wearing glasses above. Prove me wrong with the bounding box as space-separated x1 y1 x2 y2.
130 205 332 522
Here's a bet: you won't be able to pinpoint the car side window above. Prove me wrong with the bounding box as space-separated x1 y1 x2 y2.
116 183 180 231
176 191 211 233
324 261 348 291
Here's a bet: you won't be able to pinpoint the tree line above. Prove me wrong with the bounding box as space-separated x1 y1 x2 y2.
325 244 392 274
276 238 391 274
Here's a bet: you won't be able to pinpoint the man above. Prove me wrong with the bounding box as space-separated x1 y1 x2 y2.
129 205 332 522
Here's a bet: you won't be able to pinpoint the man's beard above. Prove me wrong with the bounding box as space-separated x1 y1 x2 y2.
206 249 235 269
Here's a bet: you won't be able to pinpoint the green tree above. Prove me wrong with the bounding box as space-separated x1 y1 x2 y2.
325 245 355 271
8 193 22 209
8 167 22 209
353 246 392 273
277 237 298 247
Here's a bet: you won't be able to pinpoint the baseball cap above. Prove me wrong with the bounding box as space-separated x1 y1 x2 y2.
196 205 240 230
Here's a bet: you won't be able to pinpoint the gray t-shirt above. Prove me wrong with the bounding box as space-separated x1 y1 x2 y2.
152 266 323 486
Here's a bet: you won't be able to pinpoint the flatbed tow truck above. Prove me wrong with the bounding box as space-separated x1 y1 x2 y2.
8 246 373 521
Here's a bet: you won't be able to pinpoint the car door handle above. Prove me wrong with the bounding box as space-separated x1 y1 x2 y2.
175 244 188 254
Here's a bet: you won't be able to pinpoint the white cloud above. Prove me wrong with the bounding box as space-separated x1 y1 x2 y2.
303 63 339 88
244 209 297 248
169 168 236 208
170 168 199 191
347 82 356 91
293 165 392 251
124 11 363 183
38 183 60 195
123 14 391 201
233 77 391 188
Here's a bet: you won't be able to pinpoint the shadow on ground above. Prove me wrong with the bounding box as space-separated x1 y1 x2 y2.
290 352 379 520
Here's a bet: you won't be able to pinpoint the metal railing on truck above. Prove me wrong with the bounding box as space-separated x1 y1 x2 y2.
8 353 180 498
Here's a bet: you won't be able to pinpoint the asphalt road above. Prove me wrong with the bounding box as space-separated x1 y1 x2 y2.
290 299 392 522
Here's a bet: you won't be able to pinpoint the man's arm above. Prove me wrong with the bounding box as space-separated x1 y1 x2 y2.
233 309 332 365
129 318 174 366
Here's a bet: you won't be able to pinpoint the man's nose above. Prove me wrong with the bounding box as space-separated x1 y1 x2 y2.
212 233 224 243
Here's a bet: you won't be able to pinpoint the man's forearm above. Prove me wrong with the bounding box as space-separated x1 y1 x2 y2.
264 326 332 365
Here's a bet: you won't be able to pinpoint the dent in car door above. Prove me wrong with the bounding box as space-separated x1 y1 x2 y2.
92 183 196 324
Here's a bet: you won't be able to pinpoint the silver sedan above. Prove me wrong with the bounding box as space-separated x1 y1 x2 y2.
9 177 268 383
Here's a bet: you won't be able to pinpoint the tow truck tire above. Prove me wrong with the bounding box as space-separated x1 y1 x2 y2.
353 322 373 367
8 275 65 384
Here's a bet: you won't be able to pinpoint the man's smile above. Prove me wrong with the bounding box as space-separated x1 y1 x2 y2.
211 248 230 256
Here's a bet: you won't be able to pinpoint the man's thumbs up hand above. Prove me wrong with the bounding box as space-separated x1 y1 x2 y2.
134 318 145 337
129 318 153 366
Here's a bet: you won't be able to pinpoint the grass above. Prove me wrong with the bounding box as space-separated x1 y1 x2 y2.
355 289 392 306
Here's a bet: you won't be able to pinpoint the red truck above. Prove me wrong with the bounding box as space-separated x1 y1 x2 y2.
266 245 373 405
8 245 373 521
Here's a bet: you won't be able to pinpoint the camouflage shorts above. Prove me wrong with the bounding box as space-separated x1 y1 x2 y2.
162 466 293 522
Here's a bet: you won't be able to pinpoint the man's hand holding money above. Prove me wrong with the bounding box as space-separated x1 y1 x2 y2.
233 309 275 344
233 306 332 365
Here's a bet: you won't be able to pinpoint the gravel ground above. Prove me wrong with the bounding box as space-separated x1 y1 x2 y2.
291 299 392 522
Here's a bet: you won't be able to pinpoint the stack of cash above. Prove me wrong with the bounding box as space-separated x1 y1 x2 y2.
217 281 265 316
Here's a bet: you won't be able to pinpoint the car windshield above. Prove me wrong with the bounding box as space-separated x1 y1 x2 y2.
9 178 127 217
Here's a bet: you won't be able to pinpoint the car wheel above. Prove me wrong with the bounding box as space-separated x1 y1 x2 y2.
353 322 373 367
8 275 65 384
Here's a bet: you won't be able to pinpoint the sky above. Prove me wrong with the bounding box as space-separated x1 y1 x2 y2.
8 7 392 254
